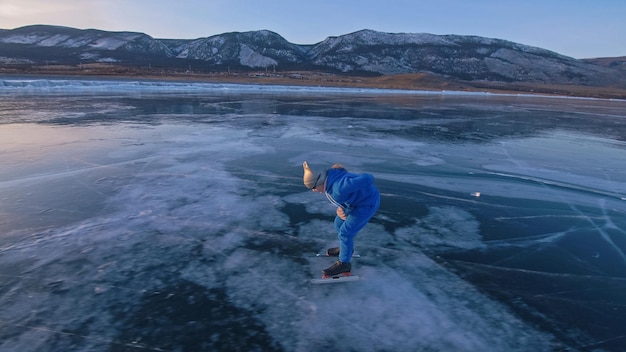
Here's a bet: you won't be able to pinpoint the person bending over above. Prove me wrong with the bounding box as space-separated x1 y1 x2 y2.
303 161 380 278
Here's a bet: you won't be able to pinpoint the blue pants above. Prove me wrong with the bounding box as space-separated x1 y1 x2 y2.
333 200 380 263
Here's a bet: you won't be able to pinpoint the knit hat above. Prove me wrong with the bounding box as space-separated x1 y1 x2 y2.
302 161 321 189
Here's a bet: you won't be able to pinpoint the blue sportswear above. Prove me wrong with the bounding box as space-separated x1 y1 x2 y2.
324 168 380 263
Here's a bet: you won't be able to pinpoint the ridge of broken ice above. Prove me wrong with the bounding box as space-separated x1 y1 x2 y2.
0 77 611 101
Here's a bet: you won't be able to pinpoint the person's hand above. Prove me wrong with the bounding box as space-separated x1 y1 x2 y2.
336 207 347 220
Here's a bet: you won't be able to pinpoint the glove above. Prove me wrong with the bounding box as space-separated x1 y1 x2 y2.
336 207 347 220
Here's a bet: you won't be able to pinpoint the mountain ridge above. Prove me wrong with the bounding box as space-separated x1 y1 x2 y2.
1 25 625 94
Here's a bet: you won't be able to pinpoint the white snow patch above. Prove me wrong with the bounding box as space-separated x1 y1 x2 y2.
37 34 71 47
239 44 277 68
88 37 130 50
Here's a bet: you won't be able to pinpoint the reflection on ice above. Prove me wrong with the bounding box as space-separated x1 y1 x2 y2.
1 83 626 351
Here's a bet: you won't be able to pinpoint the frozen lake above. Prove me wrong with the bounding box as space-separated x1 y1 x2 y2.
1 78 626 351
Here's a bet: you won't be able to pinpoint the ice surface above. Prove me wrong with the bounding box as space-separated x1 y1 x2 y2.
1 80 626 351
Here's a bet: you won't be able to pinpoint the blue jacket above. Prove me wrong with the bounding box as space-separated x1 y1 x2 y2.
324 168 380 217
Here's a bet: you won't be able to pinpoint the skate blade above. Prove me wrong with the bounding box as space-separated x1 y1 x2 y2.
314 253 361 258
311 275 360 284
321 272 351 279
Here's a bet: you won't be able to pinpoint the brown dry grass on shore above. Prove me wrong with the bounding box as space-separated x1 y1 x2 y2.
2 63 626 100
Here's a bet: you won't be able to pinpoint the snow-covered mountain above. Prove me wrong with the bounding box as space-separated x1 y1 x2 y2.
0 25 172 64
1 25 624 86
308 29 619 85
164 30 308 69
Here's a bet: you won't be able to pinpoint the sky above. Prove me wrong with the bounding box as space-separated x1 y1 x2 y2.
1 0 625 59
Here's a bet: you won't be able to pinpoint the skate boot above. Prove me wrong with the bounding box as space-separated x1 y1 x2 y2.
326 247 354 257
322 261 351 278
326 247 340 256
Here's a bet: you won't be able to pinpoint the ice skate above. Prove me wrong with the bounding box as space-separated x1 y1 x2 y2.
326 247 340 256
322 260 351 279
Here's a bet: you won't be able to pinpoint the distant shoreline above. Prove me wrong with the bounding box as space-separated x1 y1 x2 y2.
2 64 626 100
